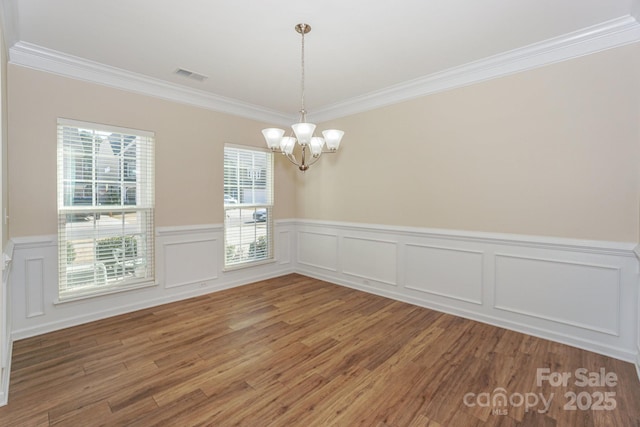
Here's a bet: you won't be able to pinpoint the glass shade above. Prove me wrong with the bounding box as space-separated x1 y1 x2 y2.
291 122 316 146
262 128 285 150
280 137 296 155
322 129 344 150
309 137 324 157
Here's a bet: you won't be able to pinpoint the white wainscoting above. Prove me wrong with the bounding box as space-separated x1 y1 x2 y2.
1 240 15 406
5 219 640 389
9 221 295 340
294 220 639 363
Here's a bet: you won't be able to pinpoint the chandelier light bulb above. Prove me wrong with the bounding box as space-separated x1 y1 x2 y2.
280 137 297 155
322 130 344 151
292 122 316 146
262 128 285 150
309 137 325 157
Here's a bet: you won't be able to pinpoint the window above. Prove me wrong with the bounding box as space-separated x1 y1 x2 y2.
57 119 155 300
224 145 273 268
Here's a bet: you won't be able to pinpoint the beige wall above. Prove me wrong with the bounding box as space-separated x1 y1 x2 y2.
7 65 297 237
7 43 640 242
298 43 640 242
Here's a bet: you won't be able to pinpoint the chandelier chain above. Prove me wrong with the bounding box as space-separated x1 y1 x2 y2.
300 25 306 121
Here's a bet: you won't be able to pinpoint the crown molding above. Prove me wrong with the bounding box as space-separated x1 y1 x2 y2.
309 15 640 122
8 41 294 126
6 15 640 125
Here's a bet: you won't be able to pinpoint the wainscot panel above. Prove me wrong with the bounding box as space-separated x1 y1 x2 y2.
405 243 483 305
342 236 397 286
293 220 638 363
161 237 218 289
297 230 338 272
494 254 620 336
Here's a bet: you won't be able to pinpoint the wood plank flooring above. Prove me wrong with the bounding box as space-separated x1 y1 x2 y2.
1 274 639 426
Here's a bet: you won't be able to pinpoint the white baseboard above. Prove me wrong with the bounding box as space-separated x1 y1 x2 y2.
0 339 12 406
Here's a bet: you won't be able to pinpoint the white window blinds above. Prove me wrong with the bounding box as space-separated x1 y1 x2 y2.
224 145 273 268
57 119 155 300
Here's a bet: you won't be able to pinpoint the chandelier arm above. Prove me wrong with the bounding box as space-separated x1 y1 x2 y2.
283 152 302 168
307 152 323 167
301 145 307 168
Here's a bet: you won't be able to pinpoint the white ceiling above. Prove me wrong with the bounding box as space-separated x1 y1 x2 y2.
2 0 640 123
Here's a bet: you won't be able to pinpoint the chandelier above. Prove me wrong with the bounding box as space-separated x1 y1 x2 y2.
262 23 344 172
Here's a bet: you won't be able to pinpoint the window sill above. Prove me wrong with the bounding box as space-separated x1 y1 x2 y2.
54 279 158 304
223 258 276 273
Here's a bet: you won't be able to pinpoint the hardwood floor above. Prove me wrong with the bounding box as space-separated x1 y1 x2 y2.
1 274 639 426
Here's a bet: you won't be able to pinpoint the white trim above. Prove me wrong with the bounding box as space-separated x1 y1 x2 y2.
0 240 14 407
7 17 640 124
11 235 57 249
308 16 640 122
9 41 294 127
58 117 154 138
294 219 637 256
0 340 11 406
1 240 12 272
54 280 157 304
24 257 44 318
156 224 222 237
224 142 271 154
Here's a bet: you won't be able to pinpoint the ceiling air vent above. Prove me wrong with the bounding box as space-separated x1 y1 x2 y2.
175 68 208 82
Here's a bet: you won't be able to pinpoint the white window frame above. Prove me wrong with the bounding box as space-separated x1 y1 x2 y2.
224 144 274 270
57 118 155 301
